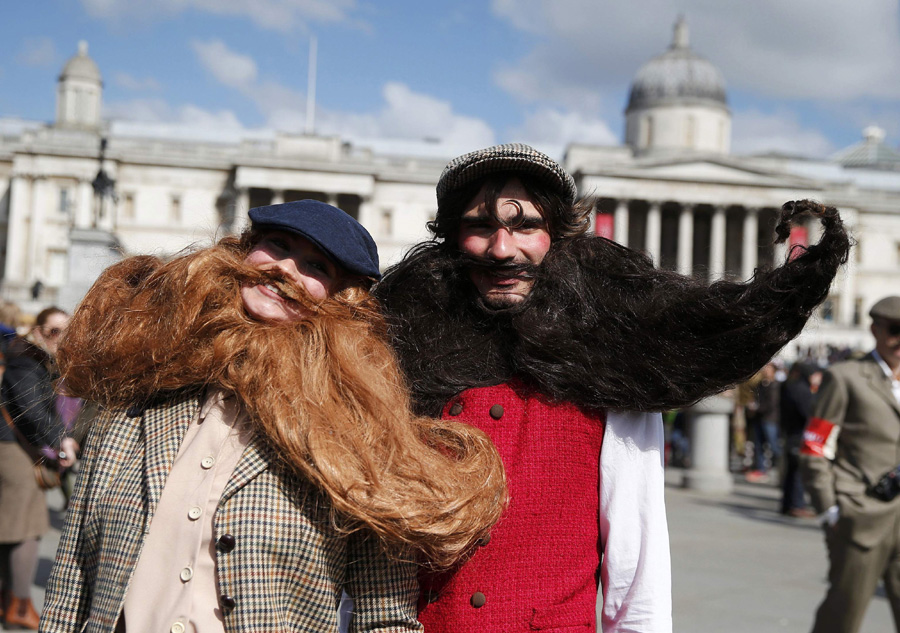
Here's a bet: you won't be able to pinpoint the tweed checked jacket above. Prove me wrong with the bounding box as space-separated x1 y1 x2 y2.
40 392 422 633
801 353 900 548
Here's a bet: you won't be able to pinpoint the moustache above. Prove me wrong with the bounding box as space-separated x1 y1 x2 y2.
457 254 538 280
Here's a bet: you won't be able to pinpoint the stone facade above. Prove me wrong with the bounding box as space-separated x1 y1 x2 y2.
2 31 900 359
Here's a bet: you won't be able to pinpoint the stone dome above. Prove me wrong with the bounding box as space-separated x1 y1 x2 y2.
626 18 726 113
59 41 102 84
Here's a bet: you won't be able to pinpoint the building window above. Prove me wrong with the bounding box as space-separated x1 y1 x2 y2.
821 297 836 323
48 249 68 286
381 210 392 237
643 116 654 148
853 297 863 326
170 194 182 223
122 193 135 221
59 188 72 215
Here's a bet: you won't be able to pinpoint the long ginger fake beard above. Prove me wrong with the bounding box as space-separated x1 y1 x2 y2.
58 236 506 567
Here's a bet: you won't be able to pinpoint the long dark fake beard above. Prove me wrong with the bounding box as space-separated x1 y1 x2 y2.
375 200 851 416
58 239 507 567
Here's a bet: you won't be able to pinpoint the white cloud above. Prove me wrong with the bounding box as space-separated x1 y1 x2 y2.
113 72 162 92
17 37 56 67
317 82 496 150
491 0 900 105
506 108 618 157
104 97 245 131
731 110 835 157
80 0 358 32
188 38 497 149
192 40 258 89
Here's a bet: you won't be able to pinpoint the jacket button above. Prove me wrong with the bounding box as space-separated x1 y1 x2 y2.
470 592 486 608
220 595 236 612
217 533 236 552
489 404 504 420
449 402 463 416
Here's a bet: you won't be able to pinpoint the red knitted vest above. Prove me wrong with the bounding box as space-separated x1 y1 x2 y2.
418 382 605 632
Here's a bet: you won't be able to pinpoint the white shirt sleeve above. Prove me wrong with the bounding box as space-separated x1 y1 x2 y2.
598 411 672 633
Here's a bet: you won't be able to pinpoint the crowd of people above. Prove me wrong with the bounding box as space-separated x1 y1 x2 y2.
0 144 857 632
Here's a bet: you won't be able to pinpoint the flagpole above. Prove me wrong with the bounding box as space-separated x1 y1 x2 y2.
305 35 317 135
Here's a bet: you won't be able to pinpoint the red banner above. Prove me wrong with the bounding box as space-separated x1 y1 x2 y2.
595 213 614 240
788 226 808 261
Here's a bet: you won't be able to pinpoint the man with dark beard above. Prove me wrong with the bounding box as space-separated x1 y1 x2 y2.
374 144 851 632
39 201 506 633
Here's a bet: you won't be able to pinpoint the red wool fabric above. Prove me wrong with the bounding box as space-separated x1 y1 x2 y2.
418 381 606 632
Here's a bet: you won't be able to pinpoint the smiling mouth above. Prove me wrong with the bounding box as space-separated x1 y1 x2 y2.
262 279 302 302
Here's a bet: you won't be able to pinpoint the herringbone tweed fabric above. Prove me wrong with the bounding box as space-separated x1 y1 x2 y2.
436 143 578 205
40 393 421 633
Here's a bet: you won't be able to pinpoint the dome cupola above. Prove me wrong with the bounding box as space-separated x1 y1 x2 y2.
56 41 103 130
624 18 731 156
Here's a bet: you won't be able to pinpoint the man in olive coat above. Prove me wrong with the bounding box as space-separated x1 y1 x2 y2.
801 295 900 633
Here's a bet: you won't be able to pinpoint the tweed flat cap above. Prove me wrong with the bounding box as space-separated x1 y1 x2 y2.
249 200 380 279
436 143 578 206
870 296 900 320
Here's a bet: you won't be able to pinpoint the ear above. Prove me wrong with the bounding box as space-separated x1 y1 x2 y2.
870 321 878 338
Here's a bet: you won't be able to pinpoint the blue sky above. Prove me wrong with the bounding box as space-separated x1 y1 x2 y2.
2 0 899 159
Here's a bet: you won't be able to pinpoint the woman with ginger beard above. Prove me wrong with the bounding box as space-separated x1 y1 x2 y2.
39 200 506 633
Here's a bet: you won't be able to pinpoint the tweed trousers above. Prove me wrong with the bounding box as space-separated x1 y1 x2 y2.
39 392 421 633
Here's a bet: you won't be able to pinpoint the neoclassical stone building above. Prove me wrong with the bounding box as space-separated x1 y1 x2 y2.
2 23 900 356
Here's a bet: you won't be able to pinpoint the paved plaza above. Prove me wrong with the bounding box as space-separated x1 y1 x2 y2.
29 471 894 632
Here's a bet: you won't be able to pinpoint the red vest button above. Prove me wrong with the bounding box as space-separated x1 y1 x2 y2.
489 404 504 419
470 592 486 608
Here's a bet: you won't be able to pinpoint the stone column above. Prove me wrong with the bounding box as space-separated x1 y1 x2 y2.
682 394 734 493
837 207 857 326
774 240 789 266
645 201 662 264
6 175 32 282
26 177 48 283
327 193 339 207
741 207 759 280
614 199 629 246
586 199 596 235
710 205 727 280
76 179 93 228
232 188 250 234
677 203 694 276
271 189 285 205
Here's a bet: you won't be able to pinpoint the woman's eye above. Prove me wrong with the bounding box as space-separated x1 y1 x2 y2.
307 260 330 275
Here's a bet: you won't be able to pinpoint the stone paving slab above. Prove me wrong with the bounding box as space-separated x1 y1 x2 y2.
667 470 892 633
31 476 895 632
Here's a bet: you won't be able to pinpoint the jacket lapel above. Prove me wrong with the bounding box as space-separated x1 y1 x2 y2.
142 394 201 520
862 355 900 417
220 437 270 504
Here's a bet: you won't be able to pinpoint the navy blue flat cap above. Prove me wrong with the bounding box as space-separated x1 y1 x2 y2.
249 200 381 279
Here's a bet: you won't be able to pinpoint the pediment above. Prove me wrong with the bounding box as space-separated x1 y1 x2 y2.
586 157 822 189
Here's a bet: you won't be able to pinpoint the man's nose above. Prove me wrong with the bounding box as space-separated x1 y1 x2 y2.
486 228 515 260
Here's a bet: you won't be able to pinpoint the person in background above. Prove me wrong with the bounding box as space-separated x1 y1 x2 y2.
0 306 76 630
801 296 900 633
779 362 820 517
745 362 781 483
